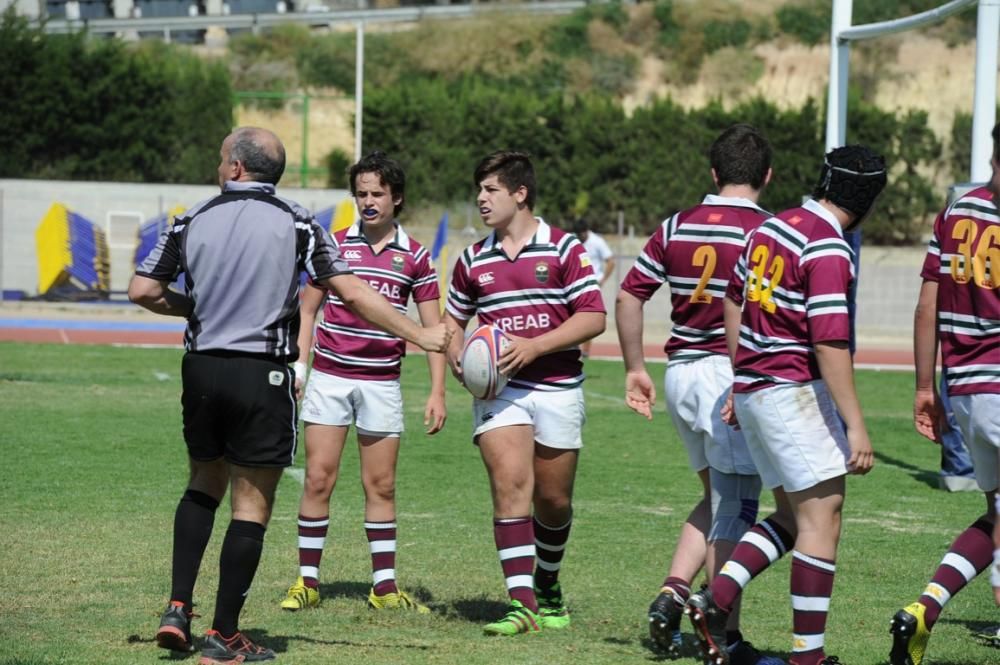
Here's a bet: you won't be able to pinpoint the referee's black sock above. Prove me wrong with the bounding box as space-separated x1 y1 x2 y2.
212 519 266 636
169 489 220 611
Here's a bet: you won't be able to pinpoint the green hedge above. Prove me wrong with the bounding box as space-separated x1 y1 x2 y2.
0 10 231 184
0 7 945 244
361 77 938 245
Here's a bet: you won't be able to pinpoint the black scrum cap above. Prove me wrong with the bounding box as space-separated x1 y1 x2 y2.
814 145 888 221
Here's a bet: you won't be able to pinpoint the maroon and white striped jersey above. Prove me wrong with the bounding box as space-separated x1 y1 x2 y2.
726 199 854 393
311 222 440 380
620 195 770 364
920 186 1000 395
446 218 605 391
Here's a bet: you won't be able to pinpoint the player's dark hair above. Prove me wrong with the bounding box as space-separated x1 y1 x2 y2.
474 151 536 210
710 124 772 190
992 122 1000 164
812 144 887 222
350 150 406 216
231 128 285 185
573 218 590 234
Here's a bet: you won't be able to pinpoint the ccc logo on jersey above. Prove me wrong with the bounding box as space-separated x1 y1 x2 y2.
343 249 363 261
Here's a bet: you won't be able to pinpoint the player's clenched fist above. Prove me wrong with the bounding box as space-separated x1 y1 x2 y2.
417 322 451 353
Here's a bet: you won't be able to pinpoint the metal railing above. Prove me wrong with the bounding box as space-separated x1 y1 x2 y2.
38 0 593 35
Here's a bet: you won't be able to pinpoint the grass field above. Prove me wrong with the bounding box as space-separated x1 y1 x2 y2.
1 341 999 665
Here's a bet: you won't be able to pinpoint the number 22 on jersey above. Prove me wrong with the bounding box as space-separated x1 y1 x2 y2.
745 245 783 314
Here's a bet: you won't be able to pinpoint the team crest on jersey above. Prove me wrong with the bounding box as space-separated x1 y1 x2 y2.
391 254 405 273
535 261 550 283
580 255 591 268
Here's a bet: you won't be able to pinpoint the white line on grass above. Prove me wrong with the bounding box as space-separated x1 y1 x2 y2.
585 389 625 404
284 467 305 484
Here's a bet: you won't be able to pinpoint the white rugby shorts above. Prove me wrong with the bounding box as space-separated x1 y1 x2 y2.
664 355 757 475
734 381 849 492
300 370 403 438
951 393 1000 492
472 385 585 450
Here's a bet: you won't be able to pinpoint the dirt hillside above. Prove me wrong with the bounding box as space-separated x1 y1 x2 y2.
235 25 989 184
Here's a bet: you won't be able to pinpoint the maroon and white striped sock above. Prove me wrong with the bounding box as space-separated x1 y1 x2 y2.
533 515 571 591
789 551 836 665
494 517 538 612
365 520 398 595
918 519 993 629
660 576 691 605
297 514 329 589
712 517 794 612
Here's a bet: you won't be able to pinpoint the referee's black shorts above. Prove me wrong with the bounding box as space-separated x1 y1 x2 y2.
181 351 297 467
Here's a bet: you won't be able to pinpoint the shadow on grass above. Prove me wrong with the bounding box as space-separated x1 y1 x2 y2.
248 629 435 651
128 628 436 656
874 450 940 490
634 634 708 662
317 580 370 601
447 596 513 623
125 634 194 660
316 580 437 605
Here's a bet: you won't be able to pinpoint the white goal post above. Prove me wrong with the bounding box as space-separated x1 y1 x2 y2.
826 0 999 182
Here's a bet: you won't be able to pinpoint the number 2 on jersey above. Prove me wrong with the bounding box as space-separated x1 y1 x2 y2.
745 245 784 313
950 218 1000 289
688 245 717 304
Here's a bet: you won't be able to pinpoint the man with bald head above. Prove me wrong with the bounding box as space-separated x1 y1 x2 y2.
130 127 450 663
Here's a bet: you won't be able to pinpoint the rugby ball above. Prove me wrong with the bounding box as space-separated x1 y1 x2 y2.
460 324 511 400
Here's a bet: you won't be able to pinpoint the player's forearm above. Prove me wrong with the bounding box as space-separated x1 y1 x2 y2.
128 275 193 318
615 291 646 372
296 315 316 363
602 259 615 284
913 280 939 393
815 341 865 431
443 312 469 368
426 351 447 396
296 284 325 361
325 273 423 345
533 311 606 357
724 297 742 366
417 300 446 393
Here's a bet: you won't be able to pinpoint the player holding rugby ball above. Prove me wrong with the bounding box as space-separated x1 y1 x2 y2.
444 150 606 635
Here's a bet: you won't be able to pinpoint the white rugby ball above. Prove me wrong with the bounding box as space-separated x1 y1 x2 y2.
460 324 511 400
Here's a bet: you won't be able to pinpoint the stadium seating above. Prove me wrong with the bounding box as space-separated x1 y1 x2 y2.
35 203 110 299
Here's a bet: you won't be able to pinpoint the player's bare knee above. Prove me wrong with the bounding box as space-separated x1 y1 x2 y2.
363 476 396 504
532 490 572 519
304 466 339 499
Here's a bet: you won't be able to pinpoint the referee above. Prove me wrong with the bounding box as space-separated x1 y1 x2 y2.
129 127 449 664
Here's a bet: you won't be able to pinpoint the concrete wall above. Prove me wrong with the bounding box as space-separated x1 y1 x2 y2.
0 178 923 345
0 179 350 294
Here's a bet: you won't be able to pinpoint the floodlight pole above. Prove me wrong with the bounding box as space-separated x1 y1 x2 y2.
972 0 1000 181
355 20 364 162
826 0 853 152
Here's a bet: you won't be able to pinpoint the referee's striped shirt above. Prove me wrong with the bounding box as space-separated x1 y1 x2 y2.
135 180 350 361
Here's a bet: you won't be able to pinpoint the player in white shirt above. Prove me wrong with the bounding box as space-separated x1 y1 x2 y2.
574 219 614 358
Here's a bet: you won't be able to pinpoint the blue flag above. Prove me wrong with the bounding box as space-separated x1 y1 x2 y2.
431 212 448 261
